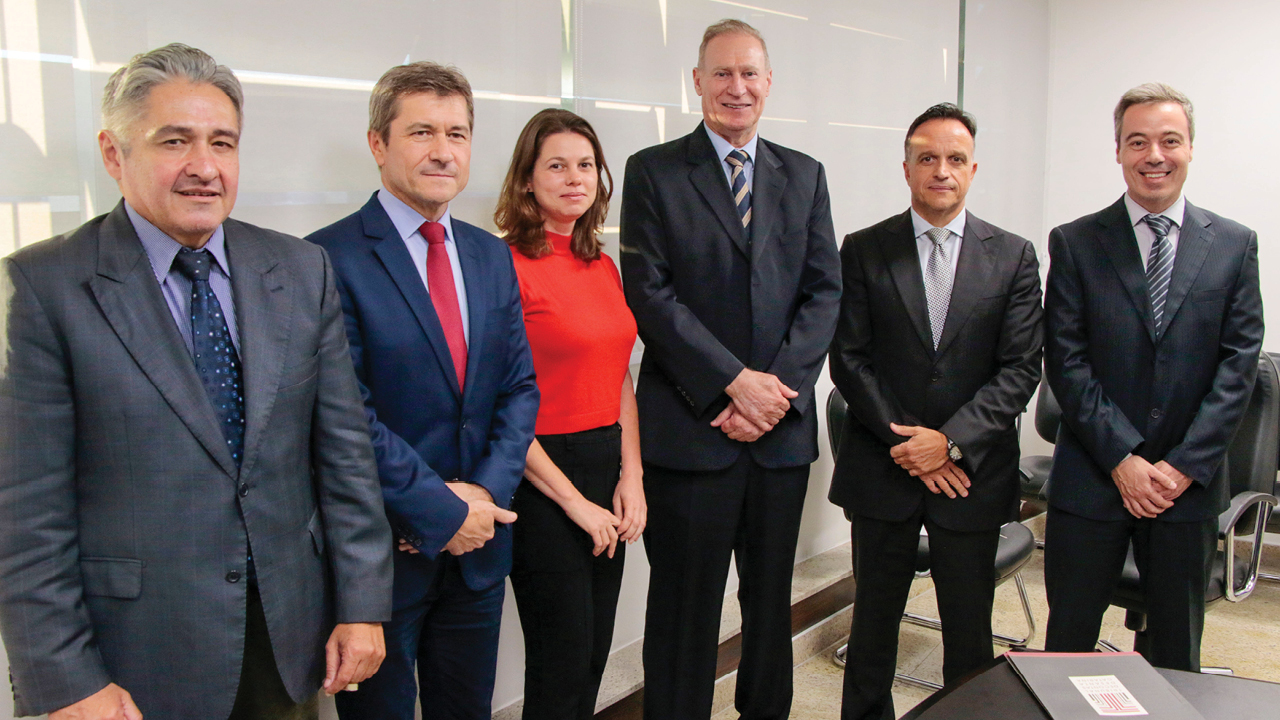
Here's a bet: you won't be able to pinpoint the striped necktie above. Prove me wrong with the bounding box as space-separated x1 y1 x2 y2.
725 149 752 229
1143 213 1176 334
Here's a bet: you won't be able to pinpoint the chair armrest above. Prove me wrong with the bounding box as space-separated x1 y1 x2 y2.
1218 491 1278 603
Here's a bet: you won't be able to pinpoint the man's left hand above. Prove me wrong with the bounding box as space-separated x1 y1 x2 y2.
1153 460 1195 502
323 622 386 695
888 424 949 475
711 400 767 442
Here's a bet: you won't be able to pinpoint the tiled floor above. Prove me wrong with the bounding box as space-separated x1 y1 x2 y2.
714 531 1280 720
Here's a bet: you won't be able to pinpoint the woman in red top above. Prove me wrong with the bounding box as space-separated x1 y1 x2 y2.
495 108 645 720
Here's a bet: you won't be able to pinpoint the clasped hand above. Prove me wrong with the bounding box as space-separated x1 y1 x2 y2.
397 482 517 556
711 369 797 442
1111 456 1192 518
889 423 970 498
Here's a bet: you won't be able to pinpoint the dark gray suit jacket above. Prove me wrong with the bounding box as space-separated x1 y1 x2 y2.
0 202 393 718
829 211 1043 531
1044 196 1264 522
619 123 841 471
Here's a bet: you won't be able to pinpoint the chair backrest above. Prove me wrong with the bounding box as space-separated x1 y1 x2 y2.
827 388 848 462
1225 352 1280 498
1033 374 1062 445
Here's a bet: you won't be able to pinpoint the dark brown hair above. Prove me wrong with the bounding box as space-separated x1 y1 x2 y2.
495 108 613 261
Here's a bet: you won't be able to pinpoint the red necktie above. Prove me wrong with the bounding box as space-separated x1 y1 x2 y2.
420 221 467 389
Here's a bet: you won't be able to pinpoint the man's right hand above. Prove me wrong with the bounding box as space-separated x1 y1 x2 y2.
725 368 797 430
443 493 518 555
918 460 970 499
1111 455 1176 518
50 684 142 720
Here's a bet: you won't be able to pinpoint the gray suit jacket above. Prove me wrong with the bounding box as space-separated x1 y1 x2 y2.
0 202 393 718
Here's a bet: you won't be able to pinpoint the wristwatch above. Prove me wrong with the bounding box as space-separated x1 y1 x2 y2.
946 437 963 462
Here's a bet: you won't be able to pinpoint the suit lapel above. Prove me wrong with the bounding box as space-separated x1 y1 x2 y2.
1096 196 1157 343
89 203 239 478
936 212 996 356
226 222 290 479
365 199 463 401
749 141 786 265
456 221 488 404
1158 201 1214 337
687 125 750 258
881 211 934 353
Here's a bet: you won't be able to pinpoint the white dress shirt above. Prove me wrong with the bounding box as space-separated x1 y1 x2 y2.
378 188 471 343
1125 192 1185 268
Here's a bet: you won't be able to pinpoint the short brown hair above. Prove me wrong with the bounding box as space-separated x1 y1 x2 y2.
494 109 613 261
698 19 770 69
369 61 473 144
1114 82 1194 148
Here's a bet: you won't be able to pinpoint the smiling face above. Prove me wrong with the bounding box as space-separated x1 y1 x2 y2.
528 131 598 236
903 118 977 227
98 80 240 248
693 32 772 147
369 91 471 221
1117 101 1193 214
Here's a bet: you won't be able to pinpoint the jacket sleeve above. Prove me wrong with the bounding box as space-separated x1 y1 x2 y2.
939 240 1044 472
1164 231 1264 484
762 163 842 417
829 232 921 447
1044 226 1146 473
0 257 114 716
309 249 394 623
619 153 746 415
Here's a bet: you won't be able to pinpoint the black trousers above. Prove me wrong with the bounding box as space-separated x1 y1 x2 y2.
1043 506 1217 671
228 583 319 720
641 453 809 720
841 510 1000 720
510 424 626 720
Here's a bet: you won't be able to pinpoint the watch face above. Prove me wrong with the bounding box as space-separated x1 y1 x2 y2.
948 443 962 461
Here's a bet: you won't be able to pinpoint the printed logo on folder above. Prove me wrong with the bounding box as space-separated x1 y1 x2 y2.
1068 675 1147 716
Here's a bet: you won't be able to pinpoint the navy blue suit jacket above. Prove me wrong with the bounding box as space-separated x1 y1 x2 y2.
308 193 538 592
1044 196 1264 523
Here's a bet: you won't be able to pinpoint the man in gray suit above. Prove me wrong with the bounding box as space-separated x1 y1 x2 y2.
0 44 394 719
1043 83 1264 670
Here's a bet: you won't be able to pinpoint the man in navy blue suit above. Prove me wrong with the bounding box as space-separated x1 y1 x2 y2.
308 62 538 720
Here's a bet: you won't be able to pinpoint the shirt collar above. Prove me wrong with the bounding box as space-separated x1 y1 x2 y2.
126 201 230 285
1125 192 1185 229
909 207 967 240
704 123 759 166
378 187 455 243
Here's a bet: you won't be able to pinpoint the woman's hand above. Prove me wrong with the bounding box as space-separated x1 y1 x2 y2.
613 473 647 543
565 496 621 558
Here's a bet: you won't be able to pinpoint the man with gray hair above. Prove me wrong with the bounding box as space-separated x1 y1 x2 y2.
1042 82 1263 670
620 18 840 720
0 43 394 719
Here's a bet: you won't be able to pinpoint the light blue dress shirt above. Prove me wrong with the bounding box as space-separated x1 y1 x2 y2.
377 188 471 344
704 124 760 192
910 207 967 284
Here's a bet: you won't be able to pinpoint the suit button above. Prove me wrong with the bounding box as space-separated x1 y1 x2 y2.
238 484 249 497
461 420 468 430
225 571 241 583
1150 408 1162 419
931 372 941 383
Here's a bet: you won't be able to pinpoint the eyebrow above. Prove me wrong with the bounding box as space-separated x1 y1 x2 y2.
405 121 469 134
152 125 241 141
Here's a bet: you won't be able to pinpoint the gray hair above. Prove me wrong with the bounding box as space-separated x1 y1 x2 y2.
1113 82 1194 147
698 18 770 69
102 43 243 145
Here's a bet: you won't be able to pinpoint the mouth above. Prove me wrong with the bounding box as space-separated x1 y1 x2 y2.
1142 171 1170 179
722 102 751 111
562 192 588 200
176 188 221 199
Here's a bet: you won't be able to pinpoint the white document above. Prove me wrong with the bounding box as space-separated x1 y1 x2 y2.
1069 674 1149 716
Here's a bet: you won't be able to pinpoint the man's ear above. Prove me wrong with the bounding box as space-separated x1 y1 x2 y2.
99 130 125 181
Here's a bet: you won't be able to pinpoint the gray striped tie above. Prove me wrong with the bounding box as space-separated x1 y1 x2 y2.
924 227 952 350
1144 214 1176 334
726 149 752 229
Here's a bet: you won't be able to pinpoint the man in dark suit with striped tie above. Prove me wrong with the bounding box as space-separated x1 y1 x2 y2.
1043 83 1264 671
619 18 841 720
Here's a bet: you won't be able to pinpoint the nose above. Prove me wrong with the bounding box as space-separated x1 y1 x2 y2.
427 134 454 165
565 167 584 186
727 73 746 95
1144 143 1165 165
185 142 218 181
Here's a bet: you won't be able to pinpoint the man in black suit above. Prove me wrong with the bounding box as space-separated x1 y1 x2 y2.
829 103 1043 720
619 18 841 720
1043 83 1263 671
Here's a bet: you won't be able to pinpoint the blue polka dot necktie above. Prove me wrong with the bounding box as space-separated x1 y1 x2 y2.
173 248 245 467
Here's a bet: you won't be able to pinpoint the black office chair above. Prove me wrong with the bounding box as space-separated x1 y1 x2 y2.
827 389 1036 690
1260 351 1280 584
1018 375 1061 525
1095 353 1280 671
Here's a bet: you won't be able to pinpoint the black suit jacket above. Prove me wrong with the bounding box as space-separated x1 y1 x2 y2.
1044 197 1264 523
829 210 1043 532
619 123 841 471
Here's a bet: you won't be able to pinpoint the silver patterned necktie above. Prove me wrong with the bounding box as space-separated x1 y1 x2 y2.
1144 213 1176 334
924 227 952 350
725 149 752 229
